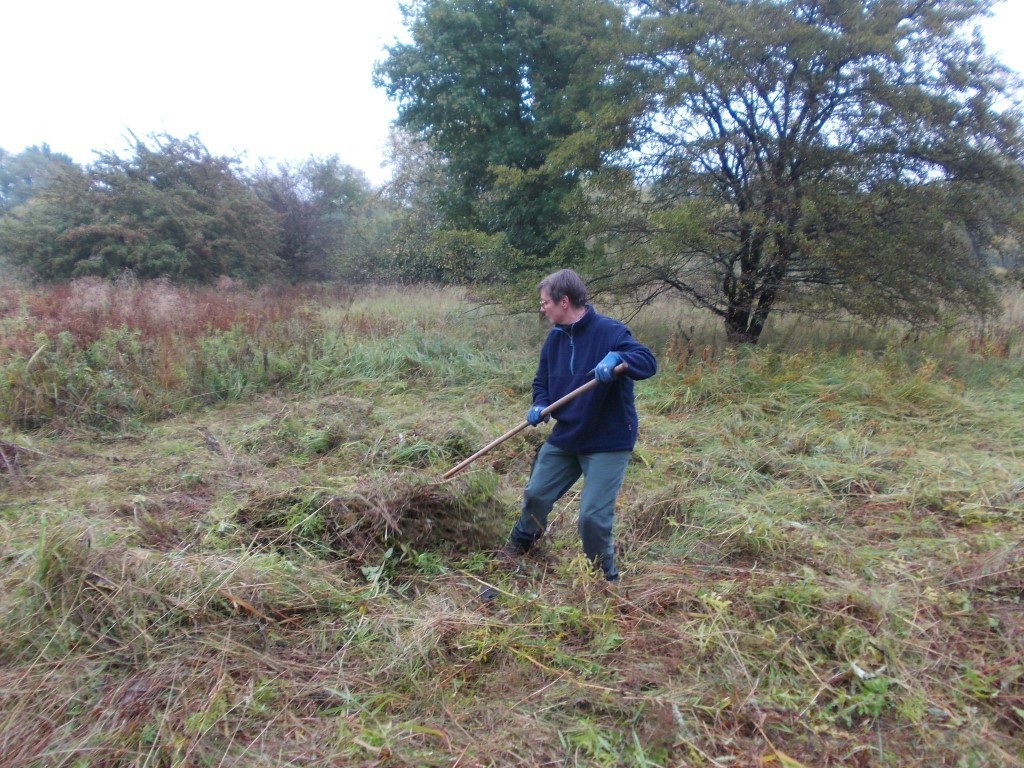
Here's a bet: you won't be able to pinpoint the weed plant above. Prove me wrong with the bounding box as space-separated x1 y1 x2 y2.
0 281 1022 766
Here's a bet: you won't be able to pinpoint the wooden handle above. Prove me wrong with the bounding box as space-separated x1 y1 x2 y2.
440 362 627 480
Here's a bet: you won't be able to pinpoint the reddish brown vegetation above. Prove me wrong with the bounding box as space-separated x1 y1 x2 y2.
0 277 351 360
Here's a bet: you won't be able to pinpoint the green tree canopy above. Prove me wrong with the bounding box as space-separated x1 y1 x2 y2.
0 134 281 282
0 144 78 213
606 0 1024 341
375 0 638 280
249 157 389 282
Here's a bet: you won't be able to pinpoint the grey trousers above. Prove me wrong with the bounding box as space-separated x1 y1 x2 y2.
509 442 632 580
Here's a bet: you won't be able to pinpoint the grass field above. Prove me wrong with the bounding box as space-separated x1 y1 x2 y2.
1 281 1022 767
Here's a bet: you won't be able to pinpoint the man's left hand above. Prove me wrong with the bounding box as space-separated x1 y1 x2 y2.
594 352 623 383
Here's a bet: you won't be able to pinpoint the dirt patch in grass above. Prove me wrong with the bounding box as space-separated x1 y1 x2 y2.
237 471 510 560
112 490 213 550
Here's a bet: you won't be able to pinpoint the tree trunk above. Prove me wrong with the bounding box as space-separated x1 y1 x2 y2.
723 253 785 345
724 313 761 344
723 230 769 344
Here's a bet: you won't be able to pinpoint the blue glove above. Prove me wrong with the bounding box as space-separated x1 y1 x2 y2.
594 351 622 383
526 405 550 426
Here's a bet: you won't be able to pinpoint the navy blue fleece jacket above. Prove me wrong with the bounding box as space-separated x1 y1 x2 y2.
533 306 657 453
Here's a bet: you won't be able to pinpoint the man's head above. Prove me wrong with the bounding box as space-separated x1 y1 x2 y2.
538 269 588 325
539 269 588 307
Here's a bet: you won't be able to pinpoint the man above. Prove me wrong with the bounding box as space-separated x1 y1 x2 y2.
504 268 657 581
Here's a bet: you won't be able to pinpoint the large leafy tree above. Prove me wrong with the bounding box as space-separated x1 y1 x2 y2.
0 135 281 282
249 157 390 282
377 127 520 285
375 0 638 281
378 129 454 283
0 145 79 213
611 0 1024 342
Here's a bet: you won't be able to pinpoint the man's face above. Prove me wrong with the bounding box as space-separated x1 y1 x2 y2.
539 290 571 324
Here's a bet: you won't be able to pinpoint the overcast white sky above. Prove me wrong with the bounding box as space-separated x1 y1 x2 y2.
3 1 1021 187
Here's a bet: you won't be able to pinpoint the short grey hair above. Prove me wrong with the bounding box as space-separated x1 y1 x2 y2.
539 269 588 308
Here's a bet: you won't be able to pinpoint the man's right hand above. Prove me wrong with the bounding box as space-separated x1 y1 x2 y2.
526 405 550 426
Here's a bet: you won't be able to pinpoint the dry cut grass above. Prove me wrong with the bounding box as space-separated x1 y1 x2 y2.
0 283 1022 767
